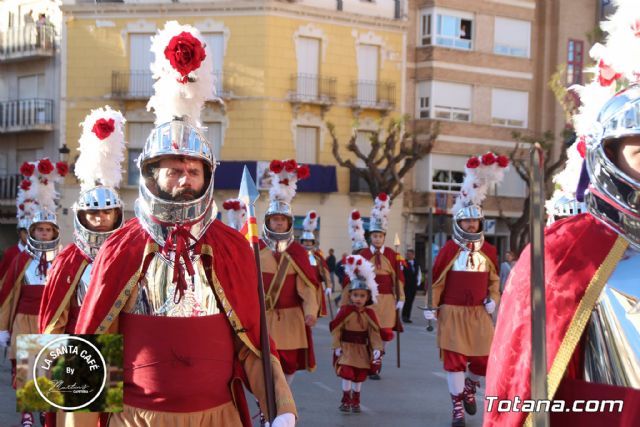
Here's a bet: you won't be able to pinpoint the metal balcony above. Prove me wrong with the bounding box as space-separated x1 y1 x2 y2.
350 80 396 111
0 174 21 204
289 74 337 106
0 25 55 62
112 70 228 99
0 99 54 133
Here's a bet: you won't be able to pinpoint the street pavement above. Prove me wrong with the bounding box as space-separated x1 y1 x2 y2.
0 294 486 427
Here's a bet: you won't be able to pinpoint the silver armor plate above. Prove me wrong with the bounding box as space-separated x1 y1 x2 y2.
76 264 92 306
584 248 640 388
133 252 219 317
23 257 52 285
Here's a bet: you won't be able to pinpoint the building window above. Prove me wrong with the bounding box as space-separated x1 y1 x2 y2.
491 89 529 128
567 39 584 85
204 122 222 159
295 126 318 164
129 34 155 97
420 8 473 50
127 122 154 186
494 17 531 58
432 169 464 192
201 33 225 95
418 81 472 122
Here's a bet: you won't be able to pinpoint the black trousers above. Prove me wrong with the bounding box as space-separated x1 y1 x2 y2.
402 283 417 320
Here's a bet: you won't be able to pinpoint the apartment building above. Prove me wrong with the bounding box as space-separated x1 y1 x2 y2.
404 0 599 261
57 0 407 255
0 0 63 247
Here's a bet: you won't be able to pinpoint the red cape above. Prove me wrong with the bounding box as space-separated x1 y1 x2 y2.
484 214 627 427
360 246 406 286
329 305 380 331
75 218 267 357
0 251 31 308
432 240 498 285
39 244 90 333
0 244 22 283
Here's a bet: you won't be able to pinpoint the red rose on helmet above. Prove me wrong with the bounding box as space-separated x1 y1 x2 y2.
377 193 388 202
20 180 31 191
164 31 207 83
37 159 54 175
284 159 298 173
222 200 233 210
347 256 355 265
19 162 35 177
270 160 284 173
92 118 115 140
497 155 509 168
466 157 480 168
576 137 587 159
482 152 496 166
309 211 317 219
356 259 362 266
351 210 361 220
56 162 69 177
597 60 621 87
296 164 310 180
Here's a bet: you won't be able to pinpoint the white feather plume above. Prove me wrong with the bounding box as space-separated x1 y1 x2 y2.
303 210 318 232
222 198 247 231
268 160 309 205
348 210 366 247
27 159 65 215
75 106 126 192
452 153 509 214
147 21 216 127
370 193 390 231
344 255 379 304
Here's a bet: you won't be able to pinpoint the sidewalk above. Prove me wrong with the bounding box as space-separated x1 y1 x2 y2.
0 355 19 427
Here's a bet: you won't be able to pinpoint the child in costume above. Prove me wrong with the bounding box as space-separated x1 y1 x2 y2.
330 255 383 413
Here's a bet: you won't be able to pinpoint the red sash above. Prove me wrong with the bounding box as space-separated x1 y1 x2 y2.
264 274 301 309
441 271 488 306
550 378 640 426
120 311 235 413
341 330 369 345
376 274 394 294
16 285 44 315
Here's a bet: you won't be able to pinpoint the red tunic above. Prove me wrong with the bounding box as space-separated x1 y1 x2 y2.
484 214 633 427
0 244 22 283
39 244 91 333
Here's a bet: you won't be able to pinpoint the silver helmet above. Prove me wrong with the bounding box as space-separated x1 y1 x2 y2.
452 205 485 251
27 210 60 255
263 200 294 253
585 85 640 250
73 186 124 260
135 118 217 247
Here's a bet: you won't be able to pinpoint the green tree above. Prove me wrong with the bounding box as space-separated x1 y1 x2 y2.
17 376 64 412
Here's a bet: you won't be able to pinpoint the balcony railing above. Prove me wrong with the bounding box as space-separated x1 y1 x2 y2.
0 174 21 202
0 25 55 61
350 80 396 110
289 74 336 105
0 99 54 132
112 69 227 99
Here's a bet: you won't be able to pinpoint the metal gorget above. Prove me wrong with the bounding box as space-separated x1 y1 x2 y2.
453 243 488 272
23 247 58 285
76 264 92 306
584 248 640 388
132 252 220 317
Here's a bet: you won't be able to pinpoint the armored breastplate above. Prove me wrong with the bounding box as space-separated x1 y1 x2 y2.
76 264 92 306
23 257 52 285
584 249 640 388
453 249 488 273
133 252 219 317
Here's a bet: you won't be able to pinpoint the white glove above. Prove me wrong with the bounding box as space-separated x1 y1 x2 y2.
372 350 381 360
0 330 9 348
267 413 296 427
396 301 405 310
334 348 342 357
484 298 496 314
423 310 437 321
325 287 332 296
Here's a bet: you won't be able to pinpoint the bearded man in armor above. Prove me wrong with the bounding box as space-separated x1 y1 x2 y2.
73 22 296 427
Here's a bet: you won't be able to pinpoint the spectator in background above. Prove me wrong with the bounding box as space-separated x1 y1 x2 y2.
326 248 337 289
334 252 348 305
402 249 422 323
499 251 516 293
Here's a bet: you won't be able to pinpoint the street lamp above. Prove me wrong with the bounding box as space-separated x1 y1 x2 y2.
58 143 70 163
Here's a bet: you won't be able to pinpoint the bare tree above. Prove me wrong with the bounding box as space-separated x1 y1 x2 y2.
499 130 569 255
328 117 438 202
